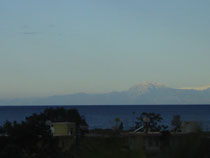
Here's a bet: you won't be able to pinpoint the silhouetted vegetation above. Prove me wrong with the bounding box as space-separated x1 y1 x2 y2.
0 109 210 158
65 137 145 158
156 133 210 158
0 107 87 158
171 115 182 132
119 122 124 131
136 112 168 132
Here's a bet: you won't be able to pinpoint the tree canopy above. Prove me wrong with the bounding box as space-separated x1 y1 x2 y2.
136 112 168 132
0 107 87 158
171 115 182 132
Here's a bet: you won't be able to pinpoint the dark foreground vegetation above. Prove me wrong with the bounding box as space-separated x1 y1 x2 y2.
0 108 87 158
0 108 210 158
64 133 210 158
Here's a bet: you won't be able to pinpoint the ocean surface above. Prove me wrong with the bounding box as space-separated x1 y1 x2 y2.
0 105 210 130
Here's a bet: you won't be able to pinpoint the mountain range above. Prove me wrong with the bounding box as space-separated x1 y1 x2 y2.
1 83 210 105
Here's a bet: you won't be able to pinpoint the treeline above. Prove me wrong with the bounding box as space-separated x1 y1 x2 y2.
0 107 87 158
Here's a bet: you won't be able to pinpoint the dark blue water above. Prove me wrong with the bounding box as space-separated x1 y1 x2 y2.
0 105 210 130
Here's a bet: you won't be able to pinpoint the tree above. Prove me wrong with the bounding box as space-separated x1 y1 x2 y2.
136 112 168 132
113 117 121 131
119 122 124 131
171 115 182 132
0 107 88 158
3 120 12 135
115 118 120 126
42 107 87 126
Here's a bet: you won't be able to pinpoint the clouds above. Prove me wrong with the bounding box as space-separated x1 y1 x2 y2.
179 85 210 91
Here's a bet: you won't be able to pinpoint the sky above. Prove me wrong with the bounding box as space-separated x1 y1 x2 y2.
0 0 210 99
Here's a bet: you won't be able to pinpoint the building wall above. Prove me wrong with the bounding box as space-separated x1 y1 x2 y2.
181 121 200 133
52 122 76 136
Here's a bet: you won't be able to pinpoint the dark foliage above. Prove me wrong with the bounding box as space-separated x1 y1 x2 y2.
41 108 87 126
156 133 210 158
0 107 87 158
119 122 124 130
136 112 168 132
171 115 182 132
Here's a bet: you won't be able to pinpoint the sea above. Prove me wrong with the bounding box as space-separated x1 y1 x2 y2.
0 105 210 130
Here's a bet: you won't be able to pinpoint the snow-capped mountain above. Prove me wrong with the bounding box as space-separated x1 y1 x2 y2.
128 82 167 96
1 83 210 105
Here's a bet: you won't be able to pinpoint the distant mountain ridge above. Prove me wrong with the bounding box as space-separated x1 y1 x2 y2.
1 83 210 105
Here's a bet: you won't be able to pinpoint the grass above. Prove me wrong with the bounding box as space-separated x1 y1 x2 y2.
63 136 145 158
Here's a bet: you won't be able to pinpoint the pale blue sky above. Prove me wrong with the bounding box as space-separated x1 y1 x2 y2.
0 0 210 98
